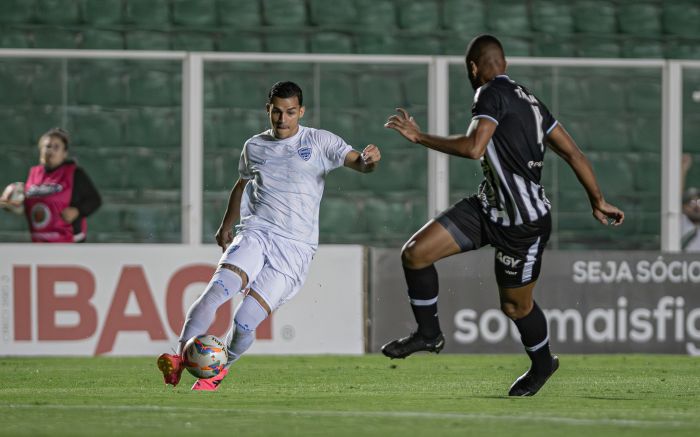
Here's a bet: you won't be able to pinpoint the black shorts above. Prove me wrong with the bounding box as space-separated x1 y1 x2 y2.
436 196 551 288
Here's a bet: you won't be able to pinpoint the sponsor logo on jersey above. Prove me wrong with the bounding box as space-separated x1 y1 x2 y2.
30 203 51 229
496 251 522 267
26 183 63 198
528 160 544 168
298 146 312 161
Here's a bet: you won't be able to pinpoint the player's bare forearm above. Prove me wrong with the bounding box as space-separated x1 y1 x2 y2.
415 132 482 159
344 145 381 173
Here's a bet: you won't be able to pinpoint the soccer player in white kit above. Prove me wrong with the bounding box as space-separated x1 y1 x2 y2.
158 81 381 390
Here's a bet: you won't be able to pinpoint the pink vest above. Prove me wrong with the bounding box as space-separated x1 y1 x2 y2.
24 163 86 243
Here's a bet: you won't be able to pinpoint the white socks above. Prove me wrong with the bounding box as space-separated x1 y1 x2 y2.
225 295 269 367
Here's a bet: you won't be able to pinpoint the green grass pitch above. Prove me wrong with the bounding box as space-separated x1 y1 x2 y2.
1 354 699 436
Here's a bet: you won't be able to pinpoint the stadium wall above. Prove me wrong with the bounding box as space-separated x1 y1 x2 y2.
370 249 700 356
0 244 365 356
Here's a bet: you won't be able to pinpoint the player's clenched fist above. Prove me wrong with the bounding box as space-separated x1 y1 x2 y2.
361 144 381 165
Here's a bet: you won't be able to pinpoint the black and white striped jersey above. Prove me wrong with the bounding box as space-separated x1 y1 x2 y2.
471 75 558 226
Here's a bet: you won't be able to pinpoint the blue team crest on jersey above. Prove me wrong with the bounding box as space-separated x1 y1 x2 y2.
298 146 312 161
226 245 240 255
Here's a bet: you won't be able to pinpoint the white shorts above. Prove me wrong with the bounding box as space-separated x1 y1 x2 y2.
218 229 315 311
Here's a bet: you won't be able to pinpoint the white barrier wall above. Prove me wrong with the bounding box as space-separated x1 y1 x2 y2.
0 244 365 356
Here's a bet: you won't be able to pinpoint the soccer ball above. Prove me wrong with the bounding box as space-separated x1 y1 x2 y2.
1 182 25 215
182 334 228 379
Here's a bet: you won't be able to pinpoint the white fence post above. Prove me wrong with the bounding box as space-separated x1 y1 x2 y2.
181 53 204 245
427 57 450 218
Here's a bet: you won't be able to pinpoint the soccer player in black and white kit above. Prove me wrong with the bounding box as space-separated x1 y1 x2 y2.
381 35 624 396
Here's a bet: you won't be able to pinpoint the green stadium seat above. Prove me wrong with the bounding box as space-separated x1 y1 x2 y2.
685 116 700 153
404 71 428 107
3 150 34 182
319 196 362 235
576 37 620 58
531 0 574 34
397 0 439 31
0 62 32 105
355 34 398 54
319 73 356 108
82 0 123 25
632 156 660 192
203 147 240 190
359 149 426 192
126 108 180 148
172 33 215 51
81 30 124 50
74 149 126 189
396 36 442 55
123 204 181 241
89 205 123 233
36 0 80 24
73 66 125 105
219 32 264 52
573 1 617 33
533 37 575 58
29 105 64 140
33 29 78 49
666 42 700 60
357 73 402 108
215 73 268 109
205 108 267 150
629 117 661 153
265 33 308 53
262 0 306 26
126 153 181 190
125 0 170 26
0 109 31 146
365 194 425 238
310 0 357 26
0 28 30 48
450 157 483 194
323 156 365 196
310 32 354 54
218 0 262 26
586 117 629 152
125 31 170 50
128 68 175 106
500 37 531 57
0 0 34 23
556 190 593 213
626 78 661 113
69 109 122 148
621 39 664 59
487 1 530 35
662 2 700 38
355 0 396 29
172 0 216 26
443 0 486 33
618 3 661 36
0 212 28 232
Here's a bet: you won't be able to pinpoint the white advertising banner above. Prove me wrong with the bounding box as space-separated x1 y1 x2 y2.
0 244 365 356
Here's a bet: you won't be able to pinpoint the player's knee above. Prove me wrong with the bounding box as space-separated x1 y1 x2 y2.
218 263 249 289
501 301 532 320
401 241 428 269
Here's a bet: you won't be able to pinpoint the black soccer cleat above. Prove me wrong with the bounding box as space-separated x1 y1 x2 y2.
381 331 445 359
508 355 559 397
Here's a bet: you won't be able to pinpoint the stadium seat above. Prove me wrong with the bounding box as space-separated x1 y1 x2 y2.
0 62 31 105
626 78 661 114
499 37 531 57
219 32 264 52
628 117 661 153
73 65 125 106
36 0 80 24
396 36 442 56
319 196 362 235
621 39 664 59
0 213 28 233
205 108 267 150
532 37 575 58
214 73 268 109
355 34 398 54
172 33 215 51
397 0 439 31
0 0 33 23
576 37 620 58
128 68 175 106
662 2 700 38
125 31 170 50
28 105 64 140
618 3 661 36
355 0 396 29
172 0 216 26
310 32 354 54
33 29 78 49
573 1 617 33
74 149 126 190
126 108 180 149
632 156 660 192
487 1 530 36
319 73 356 108
262 0 306 26
665 42 700 60
531 0 574 34
218 0 262 26
123 204 181 241
0 109 31 146
404 70 428 107
309 0 357 26
0 28 30 48
585 116 629 152
357 73 402 108
265 33 308 53
70 109 123 148
127 152 181 190
88 205 124 233
80 30 124 50
82 0 123 25
323 156 365 196
3 149 34 182
450 157 483 194
364 194 425 239
125 0 170 26
685 116 700 153
360 149 426 192
443 0 486 33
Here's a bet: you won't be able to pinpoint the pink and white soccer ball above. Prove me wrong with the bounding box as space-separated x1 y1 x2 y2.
182 334 228 379
1 182 25 215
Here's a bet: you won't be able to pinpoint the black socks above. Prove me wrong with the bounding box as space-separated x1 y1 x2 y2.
513 301 553 376
404 264 441 339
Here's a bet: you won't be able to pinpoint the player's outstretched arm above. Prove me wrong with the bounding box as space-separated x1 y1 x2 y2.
384 108 496 159
344 144 381 173
215 177 247 251
547 124 624 226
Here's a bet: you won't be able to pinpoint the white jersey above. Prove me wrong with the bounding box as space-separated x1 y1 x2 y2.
236 125 353 247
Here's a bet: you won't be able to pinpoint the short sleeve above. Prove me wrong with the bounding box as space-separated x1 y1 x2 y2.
472 85 505 125
238 144 252 180
537 98 558 137
314 129 353 172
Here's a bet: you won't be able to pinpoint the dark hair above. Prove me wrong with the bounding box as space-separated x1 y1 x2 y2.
41 127 70 150
268 81 303 106
465 34 505 66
